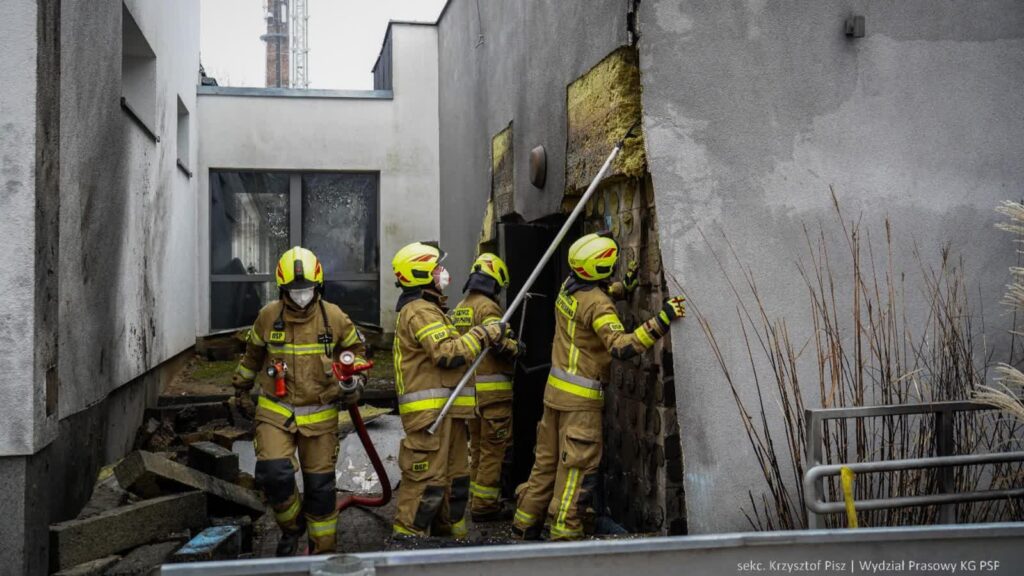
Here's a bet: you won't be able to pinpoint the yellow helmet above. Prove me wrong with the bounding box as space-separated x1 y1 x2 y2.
568 233 618 280
275 246 323 289
392 241 443 288
471 253 510 288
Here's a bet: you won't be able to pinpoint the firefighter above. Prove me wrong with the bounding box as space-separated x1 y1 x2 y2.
451 253 523 523
511 233 685 541
232 246 367 556
390 241 518 537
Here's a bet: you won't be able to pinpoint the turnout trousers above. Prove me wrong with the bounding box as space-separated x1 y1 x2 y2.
393 417 453 536
513 406 602 540
468 400 513 514
437 418 471 537
254 421 340 554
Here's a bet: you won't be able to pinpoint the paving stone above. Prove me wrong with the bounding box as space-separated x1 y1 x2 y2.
188 441 239 482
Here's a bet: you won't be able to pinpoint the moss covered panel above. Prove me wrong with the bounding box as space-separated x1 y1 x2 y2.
565 47 645 194
491 123 514 217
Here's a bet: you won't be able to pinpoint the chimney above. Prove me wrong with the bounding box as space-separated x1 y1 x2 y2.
261 0 290 87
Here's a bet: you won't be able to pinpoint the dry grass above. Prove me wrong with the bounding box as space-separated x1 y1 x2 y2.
680 188 1024 530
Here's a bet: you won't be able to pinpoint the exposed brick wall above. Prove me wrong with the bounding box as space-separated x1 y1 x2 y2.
580 175 686 535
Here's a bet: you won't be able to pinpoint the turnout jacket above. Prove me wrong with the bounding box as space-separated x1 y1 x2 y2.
544 277 669 412
393 291 495 431
233 297 366 435
451 292 515 409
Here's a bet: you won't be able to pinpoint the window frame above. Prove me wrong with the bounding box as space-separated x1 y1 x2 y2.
208 170 381 329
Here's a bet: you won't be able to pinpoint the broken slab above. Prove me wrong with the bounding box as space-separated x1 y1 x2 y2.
188 441 240 482
115 450 265 517
212 426 252 449
49 491 206 571
106 540 183 576
53 555 121 576
170 525 241 562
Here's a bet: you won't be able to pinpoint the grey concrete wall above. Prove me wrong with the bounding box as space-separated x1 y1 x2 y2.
437 0 629 284
0 0 60 456
639 0 1024 533
58 0 200 420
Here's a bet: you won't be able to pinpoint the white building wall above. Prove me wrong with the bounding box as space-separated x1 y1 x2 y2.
58 0 200 421
196 24 440 333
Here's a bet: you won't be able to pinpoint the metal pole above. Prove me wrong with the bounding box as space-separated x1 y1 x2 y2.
427 122 640 434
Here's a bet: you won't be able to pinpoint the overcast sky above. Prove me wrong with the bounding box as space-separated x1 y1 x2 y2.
200 0 447 89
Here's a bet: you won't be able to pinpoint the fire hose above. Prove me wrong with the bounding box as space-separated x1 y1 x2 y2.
330 351 393 511
426 120 642 434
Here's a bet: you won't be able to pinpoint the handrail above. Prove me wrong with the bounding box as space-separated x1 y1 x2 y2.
805 451 1024 514
803 400 1015 527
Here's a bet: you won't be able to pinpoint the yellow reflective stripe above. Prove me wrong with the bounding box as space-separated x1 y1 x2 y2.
634 325 655 348
451 518 468 537
256 397 339 426
550 524 583 538
274 496 301 523
392 524 416 536
462 333 481 356
470 482 500 499
547 373 603 400
567 317 579 373
248 328 265 347
267 343 331 355
342 327 360 347
454 395 476 407
394 318 404 396
297 408 339 425
514 509 537 525
398 398 447 414
415 321 446 340
475 381 513 392
308 517 337 537
482 316 502 325
234 364 256 380
593 313 622 332
555 468 580 531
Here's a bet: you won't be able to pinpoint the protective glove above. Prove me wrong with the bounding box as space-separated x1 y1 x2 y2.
473 321 509 347
623 260 640 293
233 387 256 420
339 373 365 407
660 296 686 323
498 337 526 359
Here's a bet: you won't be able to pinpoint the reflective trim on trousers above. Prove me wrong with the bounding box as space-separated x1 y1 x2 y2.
514 508 538 526
475 373 512 392
308 516 338 537
470 481 500 500
274 496 301 524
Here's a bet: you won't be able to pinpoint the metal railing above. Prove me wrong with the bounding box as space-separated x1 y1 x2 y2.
804 401 1024 528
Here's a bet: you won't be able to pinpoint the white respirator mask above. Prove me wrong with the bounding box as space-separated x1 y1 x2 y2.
288 287 316 309
432 266 451 292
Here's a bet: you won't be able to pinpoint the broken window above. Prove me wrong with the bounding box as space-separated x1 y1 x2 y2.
209 171 380 330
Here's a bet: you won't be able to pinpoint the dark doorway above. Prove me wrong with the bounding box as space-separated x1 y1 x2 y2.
499 216 578 492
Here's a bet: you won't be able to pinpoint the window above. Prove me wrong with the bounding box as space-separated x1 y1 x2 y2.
176 96 191 176
209 171 380 330
121 2 157 140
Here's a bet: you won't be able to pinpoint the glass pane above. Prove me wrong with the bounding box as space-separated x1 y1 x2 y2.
323 281 379 326
301 173 378 276
211 281 277 330
210 171 290 275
